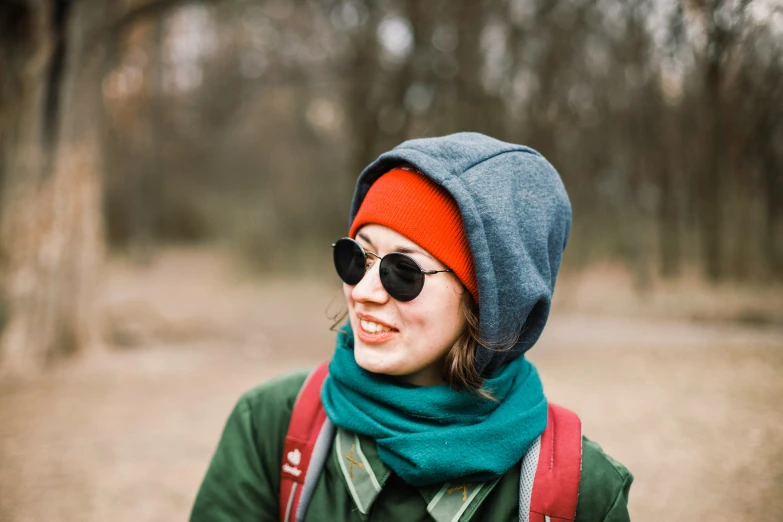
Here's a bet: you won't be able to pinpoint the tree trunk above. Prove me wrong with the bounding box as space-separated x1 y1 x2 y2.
455 0 486 133
657 107 680 278
699 1 728 283
762 141 783 279
658 163 681 278
345 4 381 179
0 0 109 377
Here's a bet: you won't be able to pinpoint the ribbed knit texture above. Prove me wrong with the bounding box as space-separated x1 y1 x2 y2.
349 168 478 302
321 324 549 487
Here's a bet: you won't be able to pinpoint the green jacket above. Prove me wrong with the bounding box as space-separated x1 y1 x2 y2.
190 371 633 522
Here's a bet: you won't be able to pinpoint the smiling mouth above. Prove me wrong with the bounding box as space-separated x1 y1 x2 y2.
359 319 392 334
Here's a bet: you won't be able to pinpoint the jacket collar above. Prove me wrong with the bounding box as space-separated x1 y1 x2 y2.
333 427 501 521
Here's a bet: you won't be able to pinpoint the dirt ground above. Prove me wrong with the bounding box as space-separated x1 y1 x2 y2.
1 249 781 522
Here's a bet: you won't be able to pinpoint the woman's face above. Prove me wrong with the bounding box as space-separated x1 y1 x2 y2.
344 224 468 386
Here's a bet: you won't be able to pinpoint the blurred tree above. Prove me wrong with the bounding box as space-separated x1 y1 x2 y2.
343 0 381 179
0 0 195 376
0 0 112 376
99 0 780 283
2 0 782 375
698 0 732 281
657 0 687 278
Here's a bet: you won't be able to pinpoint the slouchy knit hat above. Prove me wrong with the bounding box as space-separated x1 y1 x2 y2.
349 168 478 302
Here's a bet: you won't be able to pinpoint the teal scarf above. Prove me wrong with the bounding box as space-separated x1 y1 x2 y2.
320 325 548 487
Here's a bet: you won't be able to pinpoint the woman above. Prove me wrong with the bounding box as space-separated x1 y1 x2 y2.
190 133 633 521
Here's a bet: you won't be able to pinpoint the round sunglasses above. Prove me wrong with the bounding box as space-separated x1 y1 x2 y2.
332 237 452 302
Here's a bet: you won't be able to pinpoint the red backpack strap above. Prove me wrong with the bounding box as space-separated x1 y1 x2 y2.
280 362 332 522
528 403 582 522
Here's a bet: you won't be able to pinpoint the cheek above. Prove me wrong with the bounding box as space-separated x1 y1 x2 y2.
403 282 465 340
439 283 468 340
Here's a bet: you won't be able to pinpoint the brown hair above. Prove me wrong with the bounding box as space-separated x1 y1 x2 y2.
442 293 489 398
442 291 522 401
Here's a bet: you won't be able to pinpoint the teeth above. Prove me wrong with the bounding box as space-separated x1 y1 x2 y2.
360 319 391 334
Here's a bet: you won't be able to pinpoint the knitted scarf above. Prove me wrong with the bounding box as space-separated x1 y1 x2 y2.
320 324 548 487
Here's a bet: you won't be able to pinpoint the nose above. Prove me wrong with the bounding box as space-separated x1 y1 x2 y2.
351 260 390 304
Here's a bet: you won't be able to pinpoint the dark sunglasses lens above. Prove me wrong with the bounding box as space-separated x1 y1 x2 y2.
334 239 366 285
380 254 424 302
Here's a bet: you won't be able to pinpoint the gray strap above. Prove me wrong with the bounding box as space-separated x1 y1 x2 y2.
295 417 336 522
518 436 541 522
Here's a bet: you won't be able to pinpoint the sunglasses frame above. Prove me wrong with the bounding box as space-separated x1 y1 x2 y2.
331 237 452 301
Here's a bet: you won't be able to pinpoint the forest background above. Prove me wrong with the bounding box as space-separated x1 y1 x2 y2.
0 0 782 521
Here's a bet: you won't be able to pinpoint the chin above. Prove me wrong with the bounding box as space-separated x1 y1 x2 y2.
354 344 404 376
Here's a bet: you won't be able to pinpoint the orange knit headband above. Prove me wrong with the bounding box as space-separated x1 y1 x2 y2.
349 168 478 303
